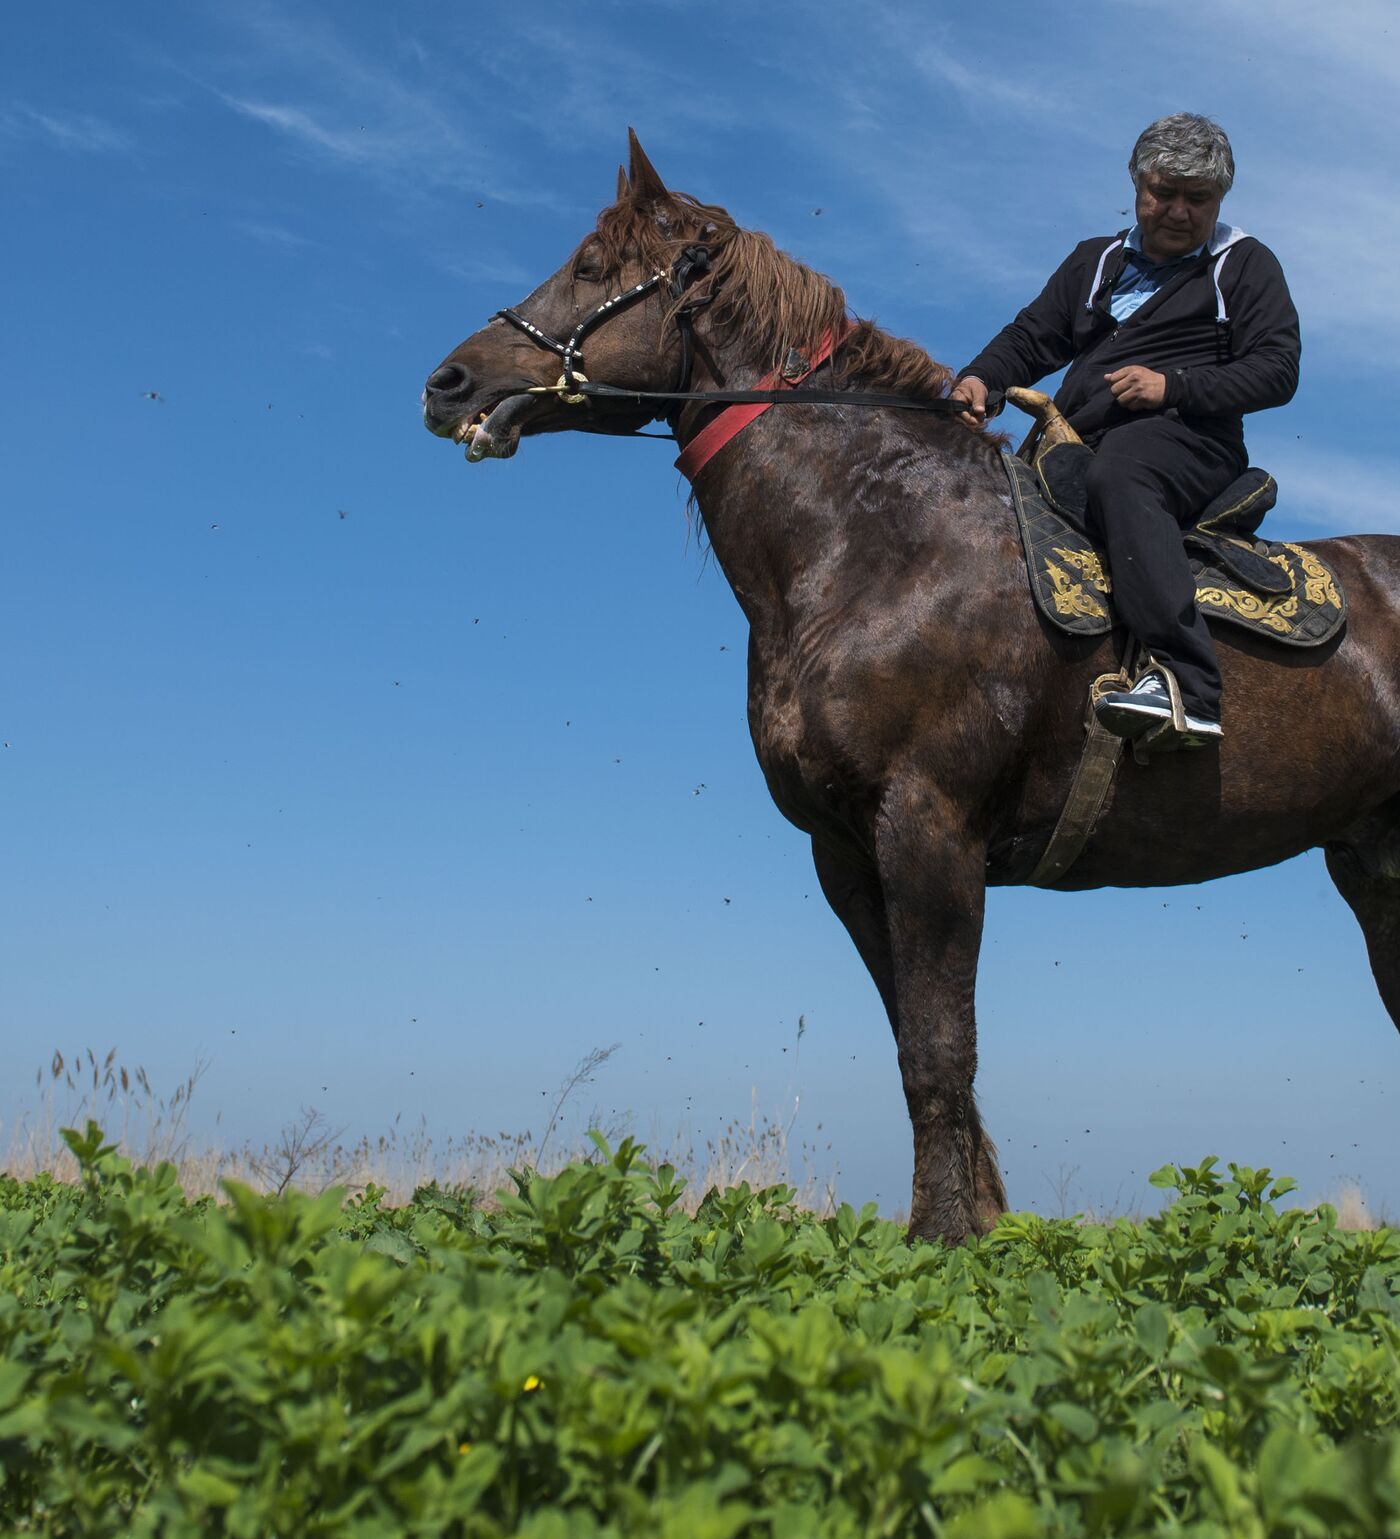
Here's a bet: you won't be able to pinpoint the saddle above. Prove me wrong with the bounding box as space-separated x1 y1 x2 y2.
1004 389 1346 648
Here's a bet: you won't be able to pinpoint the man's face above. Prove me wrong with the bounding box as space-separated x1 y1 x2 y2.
1134 172 1223 261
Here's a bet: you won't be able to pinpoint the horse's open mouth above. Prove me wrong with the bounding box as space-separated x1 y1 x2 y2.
449 393 543 462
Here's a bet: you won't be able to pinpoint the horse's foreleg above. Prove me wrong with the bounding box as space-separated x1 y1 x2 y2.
875 792 1006 1243
814 833 1005 1233
811 838 899 1031
1326 808 1400 1031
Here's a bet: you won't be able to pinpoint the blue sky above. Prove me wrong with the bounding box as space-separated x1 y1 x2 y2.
4 1 1399 1217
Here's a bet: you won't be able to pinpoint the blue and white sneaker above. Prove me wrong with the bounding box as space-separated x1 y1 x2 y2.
1094 671 1223 742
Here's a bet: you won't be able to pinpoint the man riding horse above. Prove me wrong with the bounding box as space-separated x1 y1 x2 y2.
425 129 1400 1244
950 114 1300 744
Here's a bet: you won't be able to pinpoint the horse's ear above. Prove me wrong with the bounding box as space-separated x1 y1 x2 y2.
627 128 669 203
616 165 629 202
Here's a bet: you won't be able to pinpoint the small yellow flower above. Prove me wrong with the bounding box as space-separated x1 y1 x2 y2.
522 1375 543 1393
458 1441 472 1455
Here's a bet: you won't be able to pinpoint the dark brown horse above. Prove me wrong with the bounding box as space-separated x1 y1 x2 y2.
423 134 1400 1243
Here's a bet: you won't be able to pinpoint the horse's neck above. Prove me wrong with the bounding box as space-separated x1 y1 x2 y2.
674 333 847 624
682 405 1003 634
671 316 1011 630
686 445 836 625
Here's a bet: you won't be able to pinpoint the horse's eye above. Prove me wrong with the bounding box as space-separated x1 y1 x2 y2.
573 246 605 282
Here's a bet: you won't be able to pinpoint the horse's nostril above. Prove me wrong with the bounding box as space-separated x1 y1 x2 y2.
426 362 472 397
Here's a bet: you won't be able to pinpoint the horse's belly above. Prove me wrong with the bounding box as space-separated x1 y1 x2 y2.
1035 691 1399 889
1057 816 1333 890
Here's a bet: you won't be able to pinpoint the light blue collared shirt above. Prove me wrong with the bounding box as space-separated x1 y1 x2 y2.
1109 224 1206 322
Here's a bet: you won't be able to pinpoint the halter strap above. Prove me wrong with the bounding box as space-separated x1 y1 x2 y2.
674 321 855 482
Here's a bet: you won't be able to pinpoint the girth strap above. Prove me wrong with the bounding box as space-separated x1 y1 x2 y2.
1028 644 1144 888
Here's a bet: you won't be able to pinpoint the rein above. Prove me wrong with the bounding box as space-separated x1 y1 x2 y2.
494 245 986 479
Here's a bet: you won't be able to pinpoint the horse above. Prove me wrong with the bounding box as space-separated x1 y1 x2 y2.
422 132 1400 1244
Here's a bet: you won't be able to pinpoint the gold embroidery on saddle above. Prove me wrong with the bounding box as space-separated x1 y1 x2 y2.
1045 558 1109 620
1192 543 1341 636
1004 451 1347 649
1195 583 1297 633
1052 546 1111 592
1286 543 1343 609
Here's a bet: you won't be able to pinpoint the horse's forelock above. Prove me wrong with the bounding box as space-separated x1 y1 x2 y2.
583 191 736 283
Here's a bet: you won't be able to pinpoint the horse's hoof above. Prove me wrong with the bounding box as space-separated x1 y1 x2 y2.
905 1217 976 1248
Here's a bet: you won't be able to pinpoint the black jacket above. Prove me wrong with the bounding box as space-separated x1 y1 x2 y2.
960 230 1300 444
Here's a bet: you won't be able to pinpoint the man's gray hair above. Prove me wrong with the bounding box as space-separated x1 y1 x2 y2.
1129 114 1235 194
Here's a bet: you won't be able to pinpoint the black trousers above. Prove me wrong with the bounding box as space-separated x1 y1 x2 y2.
1083 417 1247 719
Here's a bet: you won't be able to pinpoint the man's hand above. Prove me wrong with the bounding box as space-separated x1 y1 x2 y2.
1105 365 1167 410
950 375 989 427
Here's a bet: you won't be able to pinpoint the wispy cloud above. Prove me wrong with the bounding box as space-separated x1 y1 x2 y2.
783 0 1400 376
907 43 1064 121
754 6 1126 314
223 97 377 164
437 254 532 289
201 13 577 213
0 106 129 154
234 218 315 249
395 32 431 71
470 20 755 151
213 84 573 213
1247 434 1400 534
142 0 1400 389
1160 0 1400 94
1235 169 1400 373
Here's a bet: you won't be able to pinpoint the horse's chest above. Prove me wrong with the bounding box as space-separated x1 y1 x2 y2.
751 674 806 772
748 666 849 830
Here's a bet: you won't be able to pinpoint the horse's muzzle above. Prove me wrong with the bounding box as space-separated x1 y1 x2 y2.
422 361 477 435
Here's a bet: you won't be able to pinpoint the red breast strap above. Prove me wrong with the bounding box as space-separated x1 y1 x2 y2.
674 320 855 483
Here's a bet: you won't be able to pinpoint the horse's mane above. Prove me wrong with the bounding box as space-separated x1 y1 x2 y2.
586 191 995 444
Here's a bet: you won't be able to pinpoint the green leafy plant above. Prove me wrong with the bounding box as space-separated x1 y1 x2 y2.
1 1137 1398 1535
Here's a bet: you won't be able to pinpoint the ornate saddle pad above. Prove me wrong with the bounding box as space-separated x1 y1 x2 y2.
1003 449 1347 648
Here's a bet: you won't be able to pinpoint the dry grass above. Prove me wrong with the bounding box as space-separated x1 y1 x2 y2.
1036 1160 1390 1233
6 1048 1388 1229
1331 1179 1383 1232
1 1046 841 1216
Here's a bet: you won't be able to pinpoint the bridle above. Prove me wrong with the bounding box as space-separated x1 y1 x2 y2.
493 242 995 435
495 243 719 411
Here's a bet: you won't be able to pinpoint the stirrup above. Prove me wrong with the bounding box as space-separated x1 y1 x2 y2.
1127 661 1194 763
1091 658 1195 763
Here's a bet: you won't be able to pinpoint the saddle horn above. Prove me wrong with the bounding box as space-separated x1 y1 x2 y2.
1006 385 1084 463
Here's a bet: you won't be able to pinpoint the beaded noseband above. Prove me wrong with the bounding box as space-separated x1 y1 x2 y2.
495 244 715 406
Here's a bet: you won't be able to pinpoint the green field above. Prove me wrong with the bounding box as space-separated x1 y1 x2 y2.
2 1126 1398 1537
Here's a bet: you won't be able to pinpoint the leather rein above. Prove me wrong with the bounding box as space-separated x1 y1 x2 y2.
494 243 985 479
